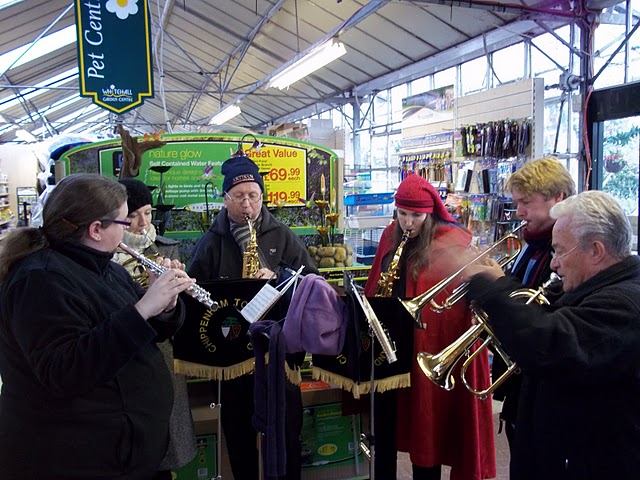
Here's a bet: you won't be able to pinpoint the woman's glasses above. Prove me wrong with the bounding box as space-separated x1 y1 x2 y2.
100 218 132 228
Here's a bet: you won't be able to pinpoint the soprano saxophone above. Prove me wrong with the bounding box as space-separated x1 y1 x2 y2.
119 242 219 311
376 229 411 297
242 214 260 278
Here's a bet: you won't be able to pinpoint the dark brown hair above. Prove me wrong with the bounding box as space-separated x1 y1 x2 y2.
392 215 437 280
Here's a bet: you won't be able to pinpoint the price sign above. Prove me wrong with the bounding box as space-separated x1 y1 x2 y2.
246 145 306 207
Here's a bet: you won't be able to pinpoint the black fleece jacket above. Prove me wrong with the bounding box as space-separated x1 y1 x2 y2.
188 205 317 280
468 255 640 480
0 241 185 480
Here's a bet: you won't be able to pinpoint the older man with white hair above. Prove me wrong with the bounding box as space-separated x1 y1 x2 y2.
464 190 640 480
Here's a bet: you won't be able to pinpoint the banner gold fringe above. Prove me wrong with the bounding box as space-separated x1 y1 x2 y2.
312 367 411 399
285 363 302 385
174 358 256 380
175 355 302 384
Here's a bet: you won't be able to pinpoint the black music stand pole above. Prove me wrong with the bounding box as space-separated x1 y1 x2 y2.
346 271 378 480
208 380 223 479
368 326 377 480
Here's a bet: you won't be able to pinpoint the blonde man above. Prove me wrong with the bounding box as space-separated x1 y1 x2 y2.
494 157 575 448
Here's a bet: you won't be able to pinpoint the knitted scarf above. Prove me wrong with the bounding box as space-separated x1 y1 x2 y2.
511 225 553 288
230 212 269 269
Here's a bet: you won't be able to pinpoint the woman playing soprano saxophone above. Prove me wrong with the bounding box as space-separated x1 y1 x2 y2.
0 174 194 480
363 174 495 480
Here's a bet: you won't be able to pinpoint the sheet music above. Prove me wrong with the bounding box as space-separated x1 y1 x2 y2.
240 265 305 324
241 284 281 324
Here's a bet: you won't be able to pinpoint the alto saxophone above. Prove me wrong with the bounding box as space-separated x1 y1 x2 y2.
119 242 219 311
376 229 411 297
242 214 260 278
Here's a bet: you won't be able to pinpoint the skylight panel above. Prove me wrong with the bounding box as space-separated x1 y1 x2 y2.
0 0 24 11
0 25 76 76
62 110 109 135
0 67 78 112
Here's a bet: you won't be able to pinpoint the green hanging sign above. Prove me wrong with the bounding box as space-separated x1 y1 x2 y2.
75 0 153 114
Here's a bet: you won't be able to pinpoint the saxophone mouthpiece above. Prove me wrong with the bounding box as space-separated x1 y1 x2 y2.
141 228 153 243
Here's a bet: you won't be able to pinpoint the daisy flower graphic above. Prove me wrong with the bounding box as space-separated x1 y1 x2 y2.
106 0 139 20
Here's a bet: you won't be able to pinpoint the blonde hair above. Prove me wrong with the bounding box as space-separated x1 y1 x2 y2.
506 157 575 200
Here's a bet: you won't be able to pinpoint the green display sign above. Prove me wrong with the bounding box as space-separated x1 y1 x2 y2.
75 0 153 114
59 133 338 234
98 140 310 211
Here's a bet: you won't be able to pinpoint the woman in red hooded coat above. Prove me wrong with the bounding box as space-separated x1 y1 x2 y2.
364 174 496 480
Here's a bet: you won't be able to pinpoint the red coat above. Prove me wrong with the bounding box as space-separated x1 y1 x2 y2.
365 221 496 480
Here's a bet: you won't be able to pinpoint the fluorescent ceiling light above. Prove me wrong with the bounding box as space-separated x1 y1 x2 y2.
209 104 242 125
267 38 347 90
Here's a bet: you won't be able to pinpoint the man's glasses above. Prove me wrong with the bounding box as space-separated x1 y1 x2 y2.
550 244 579 261
225 192 262 204
100 218 132 228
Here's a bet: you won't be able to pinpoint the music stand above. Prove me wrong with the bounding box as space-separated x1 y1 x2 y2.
344 271 397 480
175 278 273 479
240 265 304 323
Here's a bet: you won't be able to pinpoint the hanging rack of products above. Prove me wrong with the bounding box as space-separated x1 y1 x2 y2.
397 118 532 248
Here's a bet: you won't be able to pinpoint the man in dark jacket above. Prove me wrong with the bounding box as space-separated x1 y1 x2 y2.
188 155 317 480
492 156 575 447
465 190 640 480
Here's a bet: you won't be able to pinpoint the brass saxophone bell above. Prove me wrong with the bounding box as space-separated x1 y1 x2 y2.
376 229 411 297
242 214 260 278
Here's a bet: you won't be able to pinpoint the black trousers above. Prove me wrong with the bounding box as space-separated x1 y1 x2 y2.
371 389 441 480
219 374 302 480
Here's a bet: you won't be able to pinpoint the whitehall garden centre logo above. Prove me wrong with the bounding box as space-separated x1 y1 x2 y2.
75 0 153 114
106 0 139 20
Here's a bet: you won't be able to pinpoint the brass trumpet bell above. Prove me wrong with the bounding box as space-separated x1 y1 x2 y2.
417 273 561 399
400 221 526 323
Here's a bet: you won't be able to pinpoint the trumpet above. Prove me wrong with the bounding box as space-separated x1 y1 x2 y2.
417 273 561 399
119 242 219 311
400 221 526 322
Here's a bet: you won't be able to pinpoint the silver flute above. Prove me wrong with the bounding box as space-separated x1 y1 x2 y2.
119 242 219 311
345 272 397 364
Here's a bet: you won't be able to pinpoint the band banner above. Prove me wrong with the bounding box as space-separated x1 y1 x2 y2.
312 294 415 398
74 0 153 114
174 279 269 380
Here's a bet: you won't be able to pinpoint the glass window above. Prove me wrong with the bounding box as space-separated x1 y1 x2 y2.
374 90 390 125
531 27 571 88
434 68 455 89
491 43 525 85
460 57 488 95
600 116 640 218
391 84 407 124
410 76 430 96
593 22 627 89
